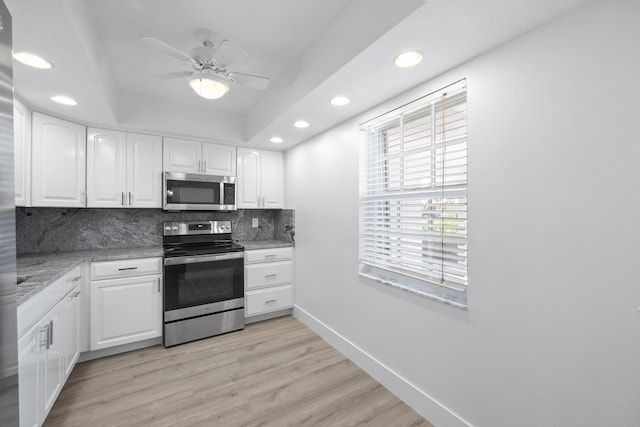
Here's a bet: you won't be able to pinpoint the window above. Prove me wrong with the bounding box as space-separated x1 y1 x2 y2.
359 80 468 306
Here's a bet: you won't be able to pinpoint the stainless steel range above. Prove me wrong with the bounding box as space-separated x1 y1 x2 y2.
162 220 244 347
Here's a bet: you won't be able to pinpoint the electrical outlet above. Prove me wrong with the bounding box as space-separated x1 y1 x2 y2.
252 218 259 228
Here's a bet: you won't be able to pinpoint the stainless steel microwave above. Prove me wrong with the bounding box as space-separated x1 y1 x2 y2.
163 172 236 211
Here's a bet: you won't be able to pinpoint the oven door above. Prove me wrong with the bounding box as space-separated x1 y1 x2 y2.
163 252 244 322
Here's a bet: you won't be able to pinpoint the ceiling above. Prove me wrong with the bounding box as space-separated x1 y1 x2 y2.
6 0 592 151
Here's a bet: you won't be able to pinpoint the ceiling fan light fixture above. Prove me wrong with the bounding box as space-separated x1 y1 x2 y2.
188 75 230 99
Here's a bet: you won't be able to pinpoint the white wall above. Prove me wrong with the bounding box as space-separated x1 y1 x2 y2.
285 1 640 426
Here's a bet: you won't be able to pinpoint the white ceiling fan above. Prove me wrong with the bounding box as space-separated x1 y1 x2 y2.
142 29 269 99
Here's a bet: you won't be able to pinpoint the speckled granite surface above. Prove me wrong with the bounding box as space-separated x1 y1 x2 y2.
17 246 163 306
16 208 295 254
16 208 296 306
238 240 294 250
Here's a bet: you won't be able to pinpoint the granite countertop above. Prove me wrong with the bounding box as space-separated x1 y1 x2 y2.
238 240 294 250
16 241 293 306
16 246 164 306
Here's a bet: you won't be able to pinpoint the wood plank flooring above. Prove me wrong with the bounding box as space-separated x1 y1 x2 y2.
44 316 433 427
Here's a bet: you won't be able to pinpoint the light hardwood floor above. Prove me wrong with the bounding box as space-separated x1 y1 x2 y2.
44 316 433 427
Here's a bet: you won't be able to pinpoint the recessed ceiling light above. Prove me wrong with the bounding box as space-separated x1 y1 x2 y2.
294 120 309 129
270 137 283 143
394 51 422 68
330 96 350 106
13 52 52 69
51 95 78 106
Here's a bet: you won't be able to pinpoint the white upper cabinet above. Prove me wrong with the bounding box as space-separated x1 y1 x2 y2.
163 137 236 176
260 150 284 209
87 128 127 208
127 133 163 208
237 148 261 208
237 148 283 209
202 142 236 176
31 112 87 208
163 137 201 173
14 98 31 207
87 128 162 208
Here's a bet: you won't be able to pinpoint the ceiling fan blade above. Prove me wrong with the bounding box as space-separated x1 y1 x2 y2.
142 37 194 63
213 40 247 67
153 71 194 80
228 72 270 90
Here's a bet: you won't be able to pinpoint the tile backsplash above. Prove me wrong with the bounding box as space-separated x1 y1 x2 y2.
16 207 294 255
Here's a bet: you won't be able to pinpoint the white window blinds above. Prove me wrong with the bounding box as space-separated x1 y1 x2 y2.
359 80 468 305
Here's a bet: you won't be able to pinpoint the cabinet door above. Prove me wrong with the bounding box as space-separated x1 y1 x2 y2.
127 133 162 208
202 142 236 176
14 98 31 207
260 150 284 208
42 304 64 418
18 322 43 427
31 113 86 207
63 287 81 380
237 148 261 208
163 137 202 173
87 128 127 208
90 275 162 351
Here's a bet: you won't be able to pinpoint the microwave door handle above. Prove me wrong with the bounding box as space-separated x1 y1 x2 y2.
167 189 174 197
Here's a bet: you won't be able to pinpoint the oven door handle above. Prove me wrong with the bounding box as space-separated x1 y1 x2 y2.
164 252 244 266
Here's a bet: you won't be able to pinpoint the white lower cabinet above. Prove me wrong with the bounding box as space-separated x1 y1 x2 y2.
18 322 40 427
63 287 81 378
18 266 84 427
90 258 162 351
18 312 64 427
245 247 294 319
246 284 293 316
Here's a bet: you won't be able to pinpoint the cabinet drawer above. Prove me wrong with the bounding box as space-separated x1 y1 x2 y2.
245 247 293 263
245 260 293 290
246 284 293 316
91 257 162 280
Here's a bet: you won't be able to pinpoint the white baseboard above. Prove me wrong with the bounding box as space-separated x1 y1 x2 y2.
293 305 472 427
78 337 162 362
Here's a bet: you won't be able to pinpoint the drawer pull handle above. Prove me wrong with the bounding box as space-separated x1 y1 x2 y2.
265 299 277 304
41 324 50 349
264 254 277 258
48 320 54 347
118 267 138 271
69 276 82 282
265 273 277 278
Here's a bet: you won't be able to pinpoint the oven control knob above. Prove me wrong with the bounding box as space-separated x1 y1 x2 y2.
171 226 179 231
164 226 172 231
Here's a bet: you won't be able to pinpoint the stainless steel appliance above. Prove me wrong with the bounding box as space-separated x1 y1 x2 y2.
0 2 18 425
163 220 245 347
163 172 236 211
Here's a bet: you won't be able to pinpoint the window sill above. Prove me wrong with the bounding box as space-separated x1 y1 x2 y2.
359 272 468 311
